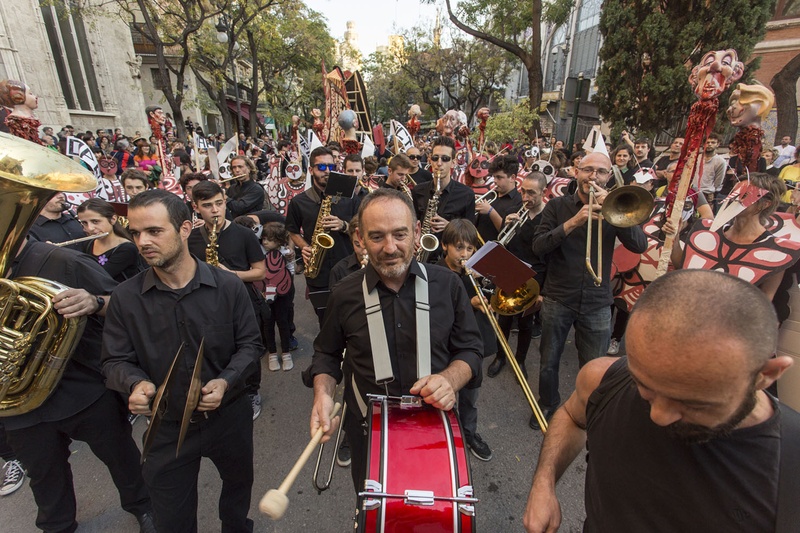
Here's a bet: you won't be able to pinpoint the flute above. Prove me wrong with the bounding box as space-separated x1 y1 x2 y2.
218 173 249 183
54 232 109 247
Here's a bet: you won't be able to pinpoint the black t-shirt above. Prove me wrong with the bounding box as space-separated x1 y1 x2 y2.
410 167 433 184
188 221 265 300
475 188 523 242
85 240 144 282
5 241 118 430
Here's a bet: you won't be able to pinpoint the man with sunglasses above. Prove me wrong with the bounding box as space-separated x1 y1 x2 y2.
531 151 647 430
411 136 475 262
406 146 432 184
286 147 359 325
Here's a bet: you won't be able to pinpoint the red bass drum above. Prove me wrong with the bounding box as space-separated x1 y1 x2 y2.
356 395 477 532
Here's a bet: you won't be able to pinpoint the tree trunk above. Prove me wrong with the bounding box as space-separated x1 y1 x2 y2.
526 60 542 140
247 30 260 139
771 51 800 145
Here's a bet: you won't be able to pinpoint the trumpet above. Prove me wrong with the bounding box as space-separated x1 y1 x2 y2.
585 181 655 286
475 189 497 204
497 206 529 247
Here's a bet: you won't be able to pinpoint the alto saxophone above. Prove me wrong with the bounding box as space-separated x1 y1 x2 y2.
416 172 442 263
206 216 220 267
304 196 335 279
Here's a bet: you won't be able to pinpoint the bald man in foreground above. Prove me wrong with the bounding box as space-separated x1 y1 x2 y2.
523 269 800 533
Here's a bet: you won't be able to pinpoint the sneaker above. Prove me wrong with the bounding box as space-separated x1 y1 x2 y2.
607 338 620 355
282 353 294 371
336 439 351 467
289 336 299 351
467 434 493 462
251 393 262 421
128 413 140 425
0 459 25 496
268 353 280 371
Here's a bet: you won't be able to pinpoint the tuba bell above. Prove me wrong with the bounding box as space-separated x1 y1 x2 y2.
0 132 97 416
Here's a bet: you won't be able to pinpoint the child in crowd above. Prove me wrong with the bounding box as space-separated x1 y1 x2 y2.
437 219 495 462
329 215 367 289
261 222 295 371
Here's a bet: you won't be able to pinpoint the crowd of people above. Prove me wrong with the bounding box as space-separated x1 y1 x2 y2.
1 77 800 531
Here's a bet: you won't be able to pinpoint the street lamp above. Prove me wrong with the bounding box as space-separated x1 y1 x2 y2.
216 16 245 139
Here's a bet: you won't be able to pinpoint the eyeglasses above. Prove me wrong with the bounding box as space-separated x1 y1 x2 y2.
407 155 422 160
430 155 452 163
577 167 611 178
315 163 337 171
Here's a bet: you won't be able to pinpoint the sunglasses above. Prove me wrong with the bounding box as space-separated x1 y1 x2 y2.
430 155 452 163
407 154 422 160
315 163 337 171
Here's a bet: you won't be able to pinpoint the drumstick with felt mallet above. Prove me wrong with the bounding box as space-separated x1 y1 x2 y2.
259 402 342 519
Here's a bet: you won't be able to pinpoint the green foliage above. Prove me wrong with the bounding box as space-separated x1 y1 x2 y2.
595 0 776 134
362 23 513 123
484 98 538 144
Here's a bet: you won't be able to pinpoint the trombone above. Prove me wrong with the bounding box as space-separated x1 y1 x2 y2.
585 177 655 286
461 260 549 432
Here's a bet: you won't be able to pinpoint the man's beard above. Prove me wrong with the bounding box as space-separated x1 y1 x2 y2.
372 251 411 279
666 386 758 445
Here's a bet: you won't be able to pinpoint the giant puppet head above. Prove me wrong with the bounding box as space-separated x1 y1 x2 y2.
0 79 38 117
689 49 744 101
437 110 467 138
726 83 775 128
145 105 166 126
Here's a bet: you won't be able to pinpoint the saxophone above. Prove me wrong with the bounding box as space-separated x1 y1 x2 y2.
304 196 335 279
416 172 442 263
206 216 220 267
0 132 97 416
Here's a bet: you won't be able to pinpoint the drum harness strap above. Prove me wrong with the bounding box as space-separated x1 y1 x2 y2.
355 264 430 418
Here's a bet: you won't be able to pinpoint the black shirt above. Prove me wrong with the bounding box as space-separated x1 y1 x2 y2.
28 213 86 251
412 178 476 227
329 253 362 289
532 192 647 312
285 187 358 288
101 259 263 421
249 210 285 225
506 209 547 286
309 261 483 420
85 240 143 282
410 167 433 184
226 179 265 218
188 221 265 301
5 241 118 430
585 357 781 533
475 187 523 242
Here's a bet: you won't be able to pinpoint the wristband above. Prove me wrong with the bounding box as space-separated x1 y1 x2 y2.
488 207 494 215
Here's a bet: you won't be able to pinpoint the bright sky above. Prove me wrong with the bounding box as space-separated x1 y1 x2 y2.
303 0 443 57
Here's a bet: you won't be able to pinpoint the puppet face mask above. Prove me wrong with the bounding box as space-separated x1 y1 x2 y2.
690 49 744 100
710 180 769 231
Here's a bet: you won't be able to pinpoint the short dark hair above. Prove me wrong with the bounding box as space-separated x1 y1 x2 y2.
309 147 333 167
432 136 456 157
707 132 720 142
357 188 416 225
489 154 519 176
277 140 292 151
523 171 548 191
634 137 650 147
343 153 364 169
191 180 224 203
441 218 481 248
262 221 289 246
389 154 414 172
630 270 778 369
128 189 190 231
179 172 208 191
120 168 150 188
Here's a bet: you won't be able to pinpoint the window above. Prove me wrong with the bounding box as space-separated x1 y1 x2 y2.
774 0 800 20
577 0 602 32
39 0 103 112
151 68 171 91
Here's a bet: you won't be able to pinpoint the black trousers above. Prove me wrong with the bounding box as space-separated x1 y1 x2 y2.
141 393 254 533
262 286 294 353
0 422 16 461
497 311 535 362
6 390 151 533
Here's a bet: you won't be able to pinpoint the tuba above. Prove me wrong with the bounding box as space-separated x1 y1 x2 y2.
0 132 97 416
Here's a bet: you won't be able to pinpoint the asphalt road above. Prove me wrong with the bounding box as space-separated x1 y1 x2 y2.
1 275 588 532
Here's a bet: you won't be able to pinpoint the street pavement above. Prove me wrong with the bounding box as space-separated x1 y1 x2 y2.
1 275 588 532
